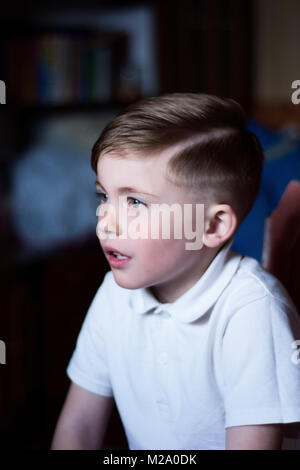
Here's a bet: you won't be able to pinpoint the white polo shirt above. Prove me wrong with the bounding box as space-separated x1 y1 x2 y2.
66 238 300 450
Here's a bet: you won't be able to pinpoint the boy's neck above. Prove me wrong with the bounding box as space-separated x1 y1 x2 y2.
148 244 223 304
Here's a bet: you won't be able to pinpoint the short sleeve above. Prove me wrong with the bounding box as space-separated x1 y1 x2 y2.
221 294 300 433
66 271 114 397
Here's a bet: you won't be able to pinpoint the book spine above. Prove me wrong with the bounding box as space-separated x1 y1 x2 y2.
37 34 50 103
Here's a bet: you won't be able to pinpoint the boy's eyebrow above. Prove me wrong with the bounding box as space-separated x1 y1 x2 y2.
95 179 159 199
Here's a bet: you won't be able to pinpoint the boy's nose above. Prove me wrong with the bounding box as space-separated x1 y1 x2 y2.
100 204 123 238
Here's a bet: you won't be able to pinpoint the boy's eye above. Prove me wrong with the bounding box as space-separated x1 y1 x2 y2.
95 191 108 203
95 192 146 208
127 197 146 208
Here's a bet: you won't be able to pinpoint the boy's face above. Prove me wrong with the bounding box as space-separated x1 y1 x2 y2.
96 146 213 302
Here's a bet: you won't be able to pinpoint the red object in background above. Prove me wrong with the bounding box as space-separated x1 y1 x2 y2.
262 180 300 315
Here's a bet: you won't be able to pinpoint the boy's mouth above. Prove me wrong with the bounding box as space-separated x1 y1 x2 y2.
104 246 131 260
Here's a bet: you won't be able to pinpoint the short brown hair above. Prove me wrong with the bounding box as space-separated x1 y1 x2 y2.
91 92 264 226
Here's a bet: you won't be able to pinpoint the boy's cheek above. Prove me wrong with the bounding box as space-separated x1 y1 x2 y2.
137 239 183 264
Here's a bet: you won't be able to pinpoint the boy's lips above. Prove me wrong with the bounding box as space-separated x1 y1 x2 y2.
103 245 131 258
103 245 132 268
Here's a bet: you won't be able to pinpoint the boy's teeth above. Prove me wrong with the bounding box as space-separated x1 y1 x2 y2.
113 252 129 259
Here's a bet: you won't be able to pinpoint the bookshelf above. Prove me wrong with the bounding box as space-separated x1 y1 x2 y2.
0 0 253 110
0 27 134 107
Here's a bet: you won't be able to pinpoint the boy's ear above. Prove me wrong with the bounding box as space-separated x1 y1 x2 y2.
203 204 238 248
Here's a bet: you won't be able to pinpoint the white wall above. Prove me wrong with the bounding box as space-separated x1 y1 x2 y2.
253 0 300 103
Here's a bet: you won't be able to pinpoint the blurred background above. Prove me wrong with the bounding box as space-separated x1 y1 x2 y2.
0 0 300 450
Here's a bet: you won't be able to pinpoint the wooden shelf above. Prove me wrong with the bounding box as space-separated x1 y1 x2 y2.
5 101 134 114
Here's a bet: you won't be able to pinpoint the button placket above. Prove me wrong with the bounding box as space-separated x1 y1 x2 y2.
151 312 173 421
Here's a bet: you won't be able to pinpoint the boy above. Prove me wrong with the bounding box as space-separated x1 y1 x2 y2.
51 93 300 450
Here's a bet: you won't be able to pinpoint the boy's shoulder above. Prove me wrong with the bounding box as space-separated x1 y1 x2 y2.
225 252 298 316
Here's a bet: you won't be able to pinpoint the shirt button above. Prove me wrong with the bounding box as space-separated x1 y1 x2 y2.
158 352 168 365
154 308 170 318
160 310 170 319
158 402 170 413
157 402 171 420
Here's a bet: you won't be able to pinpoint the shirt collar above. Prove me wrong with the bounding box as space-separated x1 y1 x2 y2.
129 237 243 323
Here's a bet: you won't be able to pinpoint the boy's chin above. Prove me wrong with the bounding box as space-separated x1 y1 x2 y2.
111 271 145 290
